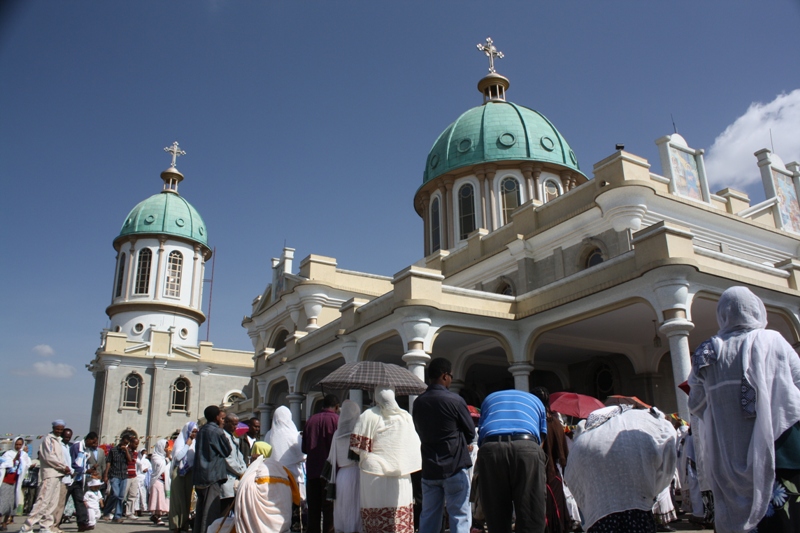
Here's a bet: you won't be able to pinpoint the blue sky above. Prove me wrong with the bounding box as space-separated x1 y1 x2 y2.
2 1 799 438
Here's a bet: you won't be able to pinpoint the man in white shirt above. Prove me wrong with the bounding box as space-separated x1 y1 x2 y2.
21 420 72 533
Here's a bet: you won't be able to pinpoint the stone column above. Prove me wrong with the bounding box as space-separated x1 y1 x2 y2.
444 178 455 247
190 245 201 308
260 404 275 436
421 197 430 256
400 315 433 413
287 393 305 428
508 362 534 392
476 167 488 230
485 166 498 231
153 237 167 300
520 164 535 203
654 277 695 420
125 241 137 300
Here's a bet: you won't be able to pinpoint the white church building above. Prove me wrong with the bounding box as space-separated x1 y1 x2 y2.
88 144 253 446
241 40 800 433
89 40 800 442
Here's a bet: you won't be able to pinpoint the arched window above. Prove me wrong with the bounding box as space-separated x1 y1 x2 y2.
122 373 142 409
543 179 562 203
134 248 152 295
165 251 183 297
430 197 441 252
458 184 476 240
272 329 290 351
114 253 126 298
171 378 190 412
496 282 514 296
500 177 521 224
586 248 604 268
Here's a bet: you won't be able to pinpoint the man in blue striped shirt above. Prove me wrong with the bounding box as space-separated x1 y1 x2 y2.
477 389 548 533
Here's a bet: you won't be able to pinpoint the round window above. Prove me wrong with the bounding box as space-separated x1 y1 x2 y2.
133 323 144 334
144 215 156 224
127 376 139 387
498 133 516 147
176 218 185 227
430 153 440 169
175 380 187 392
114 325 122 332
457 138 472 153
540 136 555 152
179 328 189 339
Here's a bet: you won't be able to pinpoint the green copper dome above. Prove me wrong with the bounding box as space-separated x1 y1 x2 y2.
423 100 585 184
117 191 208 247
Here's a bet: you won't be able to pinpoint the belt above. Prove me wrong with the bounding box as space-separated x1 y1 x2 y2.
483 433 535 443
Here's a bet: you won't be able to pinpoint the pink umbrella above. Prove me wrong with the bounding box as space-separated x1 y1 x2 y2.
549 392 606 419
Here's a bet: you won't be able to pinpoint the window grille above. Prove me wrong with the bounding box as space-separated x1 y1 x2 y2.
122 374 141 408
134 249 152 294
115 253 126 297
171 378 190 412
501 177 521 224
165 251 183 297
431 197 441 252
458 184 476 240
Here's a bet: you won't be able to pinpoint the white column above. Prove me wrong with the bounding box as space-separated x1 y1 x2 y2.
287 393 305 428
660 319 694 420
190 245 200 308
153 237 166 300
260 404 275 436
509 362 534 392
125 242 136 300
400 314 433 413
653 277 695 420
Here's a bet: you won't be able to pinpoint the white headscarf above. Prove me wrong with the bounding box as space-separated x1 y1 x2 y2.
150 439 169 483
689 286 800 532
325 400 361 485
266 406 305 469
173 421 197 476
349 386 421 477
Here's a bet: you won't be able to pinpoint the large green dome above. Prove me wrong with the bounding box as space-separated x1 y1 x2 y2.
423 100 585 184
116 191 208 247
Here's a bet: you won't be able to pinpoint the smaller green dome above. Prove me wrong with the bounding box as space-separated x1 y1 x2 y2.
117 191 208 247
423 100 585 184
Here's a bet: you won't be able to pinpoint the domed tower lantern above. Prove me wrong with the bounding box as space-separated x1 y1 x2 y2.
414 38 589 256
107 142 212 347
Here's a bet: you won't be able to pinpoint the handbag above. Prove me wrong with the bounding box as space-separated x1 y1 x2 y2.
324 480 336 500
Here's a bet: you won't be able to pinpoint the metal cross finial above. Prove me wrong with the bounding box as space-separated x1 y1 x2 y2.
164 141 186 168
477 37 504 74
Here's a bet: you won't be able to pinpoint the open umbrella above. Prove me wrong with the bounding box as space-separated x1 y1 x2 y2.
549 392 605 419
317 361 427 396
604 395 651 409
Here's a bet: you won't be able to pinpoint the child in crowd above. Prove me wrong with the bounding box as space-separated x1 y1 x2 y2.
84 479 104 528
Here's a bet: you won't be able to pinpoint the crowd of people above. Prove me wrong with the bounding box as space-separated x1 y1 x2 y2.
6 286 799 533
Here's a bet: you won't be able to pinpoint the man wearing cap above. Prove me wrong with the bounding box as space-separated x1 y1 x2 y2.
412 358 475 533
20 420 72 533
477 390 548 533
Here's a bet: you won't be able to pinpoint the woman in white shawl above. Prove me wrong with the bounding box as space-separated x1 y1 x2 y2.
325 399 362 533
564 405 676 533
149 439 170 525
266 406 306 501
235 455 302 533
350 386 421 533
0 437 30 530
688 286 800 533
169 421 197 532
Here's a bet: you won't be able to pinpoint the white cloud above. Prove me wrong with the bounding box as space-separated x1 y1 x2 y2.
32 344 55 357
705 89 800 190
13 361 76 379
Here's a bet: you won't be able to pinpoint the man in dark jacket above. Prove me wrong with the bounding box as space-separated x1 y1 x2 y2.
302 394 339 533
193 406 232 533
412 358 475 533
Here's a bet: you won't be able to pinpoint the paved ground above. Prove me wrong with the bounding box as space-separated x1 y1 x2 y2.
3 515 710 533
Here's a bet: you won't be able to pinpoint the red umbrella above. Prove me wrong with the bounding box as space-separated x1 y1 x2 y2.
604 395 651 409
678 381 690 395
549 392 606 419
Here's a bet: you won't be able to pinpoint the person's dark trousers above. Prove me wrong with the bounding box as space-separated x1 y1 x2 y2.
306 477 334 533
477 439 546 533
193 483 222 533
66 481 89 526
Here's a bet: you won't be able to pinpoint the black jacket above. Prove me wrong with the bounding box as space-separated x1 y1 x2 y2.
412 384 475 480
192 422 232 486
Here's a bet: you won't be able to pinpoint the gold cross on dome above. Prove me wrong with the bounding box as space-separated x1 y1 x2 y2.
477 37 504 73
164 141 186 168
